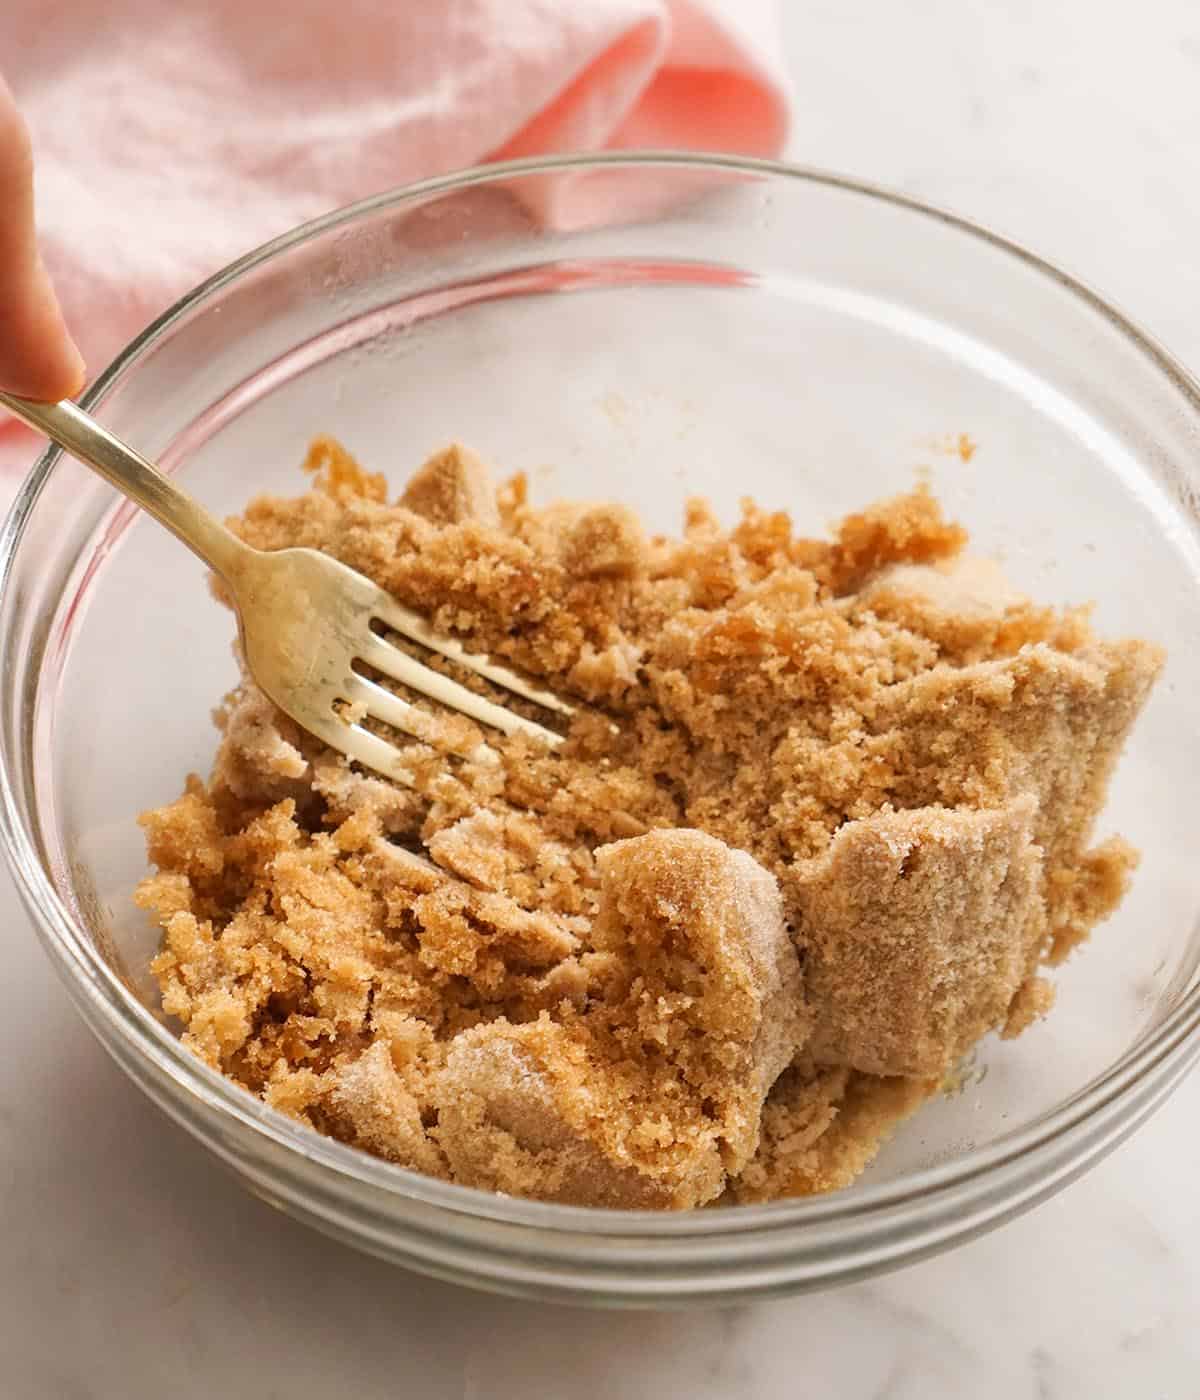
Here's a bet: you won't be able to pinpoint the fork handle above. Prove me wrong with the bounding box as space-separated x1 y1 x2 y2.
0 392 251 580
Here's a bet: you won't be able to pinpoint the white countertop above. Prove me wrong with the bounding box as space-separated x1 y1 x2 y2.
4 3 1200 1395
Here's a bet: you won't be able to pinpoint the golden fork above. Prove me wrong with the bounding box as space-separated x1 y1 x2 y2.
0 393 572 780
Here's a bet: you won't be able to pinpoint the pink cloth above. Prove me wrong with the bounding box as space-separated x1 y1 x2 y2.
1 0 790 476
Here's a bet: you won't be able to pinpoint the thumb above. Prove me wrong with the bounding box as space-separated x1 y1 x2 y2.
0 79 85 402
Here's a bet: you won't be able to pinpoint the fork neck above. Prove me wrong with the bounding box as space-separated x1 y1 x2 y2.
0 392 253 582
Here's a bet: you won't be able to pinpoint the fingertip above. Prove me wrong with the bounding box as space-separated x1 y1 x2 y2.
0 339 86 404
0 84 85 403
0 259 86 402
57 337 88 401
30 255 86 401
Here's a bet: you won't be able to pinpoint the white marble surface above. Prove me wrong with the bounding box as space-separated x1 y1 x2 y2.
4 3 1200 1395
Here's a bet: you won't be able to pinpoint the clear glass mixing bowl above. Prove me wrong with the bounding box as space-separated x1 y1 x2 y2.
2 154 1199 1307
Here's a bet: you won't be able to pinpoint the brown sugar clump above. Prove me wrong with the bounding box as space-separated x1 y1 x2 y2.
730 1066 936 1202
871 641 1161 942
437 830 804 1207
436 1020 681 1207
398 442 500 526
587 831 805 1180
790 799 1044 1078
137 436 1163 1208
302 435 387 504
324 1041 446 1177
560 504 647 580
1002 974 1056 1039
827 484 967 594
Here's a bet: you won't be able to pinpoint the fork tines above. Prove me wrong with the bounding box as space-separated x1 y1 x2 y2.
346 592 572 768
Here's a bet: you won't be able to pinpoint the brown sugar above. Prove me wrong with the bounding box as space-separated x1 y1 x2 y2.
792 798 1045 1078
436 829 805 1207
137 437 1163 1209
398 442 500 528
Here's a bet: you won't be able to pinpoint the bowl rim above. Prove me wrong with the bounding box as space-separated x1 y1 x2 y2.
3 148 1200 1238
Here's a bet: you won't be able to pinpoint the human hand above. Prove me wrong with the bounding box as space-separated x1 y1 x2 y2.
0 76 85 401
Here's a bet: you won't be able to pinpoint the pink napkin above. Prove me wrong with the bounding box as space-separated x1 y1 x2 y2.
1 0 790 478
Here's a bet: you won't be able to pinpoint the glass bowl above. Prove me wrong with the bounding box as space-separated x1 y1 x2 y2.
2 153 1199 1308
